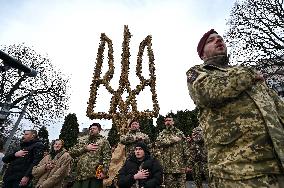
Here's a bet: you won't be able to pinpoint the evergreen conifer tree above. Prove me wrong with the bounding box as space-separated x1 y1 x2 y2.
59 113 79 149
174 109 197 137
38 126 49 151
155 115 165 140
139 118 156 141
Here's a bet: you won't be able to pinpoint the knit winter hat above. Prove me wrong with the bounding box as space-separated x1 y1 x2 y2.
197 29 218 59
135 141 150 155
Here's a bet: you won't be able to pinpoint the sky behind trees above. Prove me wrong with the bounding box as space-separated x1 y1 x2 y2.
0 0 234 139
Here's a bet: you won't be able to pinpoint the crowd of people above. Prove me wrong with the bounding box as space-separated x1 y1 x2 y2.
1 28 284 188
0 116 207 188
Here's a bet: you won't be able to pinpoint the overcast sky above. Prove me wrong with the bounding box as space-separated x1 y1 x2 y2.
0 0 235 139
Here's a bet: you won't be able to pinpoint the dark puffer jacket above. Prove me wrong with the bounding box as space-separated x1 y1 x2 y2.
2 139 44 182
118 153 163 188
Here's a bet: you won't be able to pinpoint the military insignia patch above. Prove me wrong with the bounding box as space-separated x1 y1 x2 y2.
187 69 199 84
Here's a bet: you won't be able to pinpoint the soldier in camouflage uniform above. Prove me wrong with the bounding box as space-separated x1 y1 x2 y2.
155 115 191 188
186 29 284 187
120 119 150 158
69 123 112 188
189 127 210 188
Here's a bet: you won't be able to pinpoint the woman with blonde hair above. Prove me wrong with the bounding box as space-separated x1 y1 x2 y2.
32 139 72 188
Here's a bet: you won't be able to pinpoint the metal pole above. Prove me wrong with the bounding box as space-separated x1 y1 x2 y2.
4 90 34 151
0 101 11 136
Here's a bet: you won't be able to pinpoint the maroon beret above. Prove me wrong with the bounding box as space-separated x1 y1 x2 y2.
197 29 218 59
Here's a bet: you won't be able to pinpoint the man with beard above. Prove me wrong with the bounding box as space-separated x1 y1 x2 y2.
155 115 190 188
118 142 163 188
186 29 284 187
2 130 44 188
120 119 150 158
69 123 111 188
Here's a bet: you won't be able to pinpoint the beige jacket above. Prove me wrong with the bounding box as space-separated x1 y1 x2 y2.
32 149 72 188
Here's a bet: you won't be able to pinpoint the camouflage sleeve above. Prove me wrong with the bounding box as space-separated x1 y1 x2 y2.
186 142 195 169
267 86 284 121
177 130 192 168
140 133 150 144
155 132 179 147
68 140 87 158
182 139 192 168
101 139 112 176
186 66 256 108
120 133 136 145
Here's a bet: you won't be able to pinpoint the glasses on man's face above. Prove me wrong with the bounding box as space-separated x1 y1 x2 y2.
164 119 172 122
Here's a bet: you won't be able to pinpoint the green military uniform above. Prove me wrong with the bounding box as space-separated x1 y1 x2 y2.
69 134 112 188
120 129 150 157
186 55 284 187
189 127 210 188
155 126 190 188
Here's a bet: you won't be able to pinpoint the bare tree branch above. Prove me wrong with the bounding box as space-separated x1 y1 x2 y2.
225 0 284 93
225 0 284 63
0 43 70 129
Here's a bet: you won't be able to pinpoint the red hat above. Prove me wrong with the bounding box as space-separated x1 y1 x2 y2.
197 29 218 59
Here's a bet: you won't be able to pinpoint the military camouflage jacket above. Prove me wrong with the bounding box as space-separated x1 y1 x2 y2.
69 134 112 181
186 55 284 180
155 126 190 174
189 140 208 165
120 129 150 157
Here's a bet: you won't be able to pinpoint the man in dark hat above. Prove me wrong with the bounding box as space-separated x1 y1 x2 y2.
69 123 112 188
186 29 284 187
118 142 163 188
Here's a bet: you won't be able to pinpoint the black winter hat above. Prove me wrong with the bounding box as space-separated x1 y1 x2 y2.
135 141 150 155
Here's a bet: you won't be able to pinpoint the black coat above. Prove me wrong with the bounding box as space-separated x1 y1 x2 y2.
118 154 163 188
2 139 44 182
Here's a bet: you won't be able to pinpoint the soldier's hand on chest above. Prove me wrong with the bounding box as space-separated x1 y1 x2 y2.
15 150 28 157
86 143 98 151
172 136 181 142
136 136 144 141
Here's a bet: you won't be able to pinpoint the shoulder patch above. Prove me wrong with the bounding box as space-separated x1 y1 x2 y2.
187 69 199 84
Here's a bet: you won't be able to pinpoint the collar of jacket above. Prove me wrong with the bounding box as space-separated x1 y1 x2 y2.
52 148 66 160
88 134 102 142
50 148 66 160
129 129 139 134
203 55 229 68
165 125 177 132
20 139 40 147
129 152 151 164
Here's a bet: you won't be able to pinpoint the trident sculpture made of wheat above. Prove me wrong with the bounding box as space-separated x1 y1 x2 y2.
86 25 159 135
